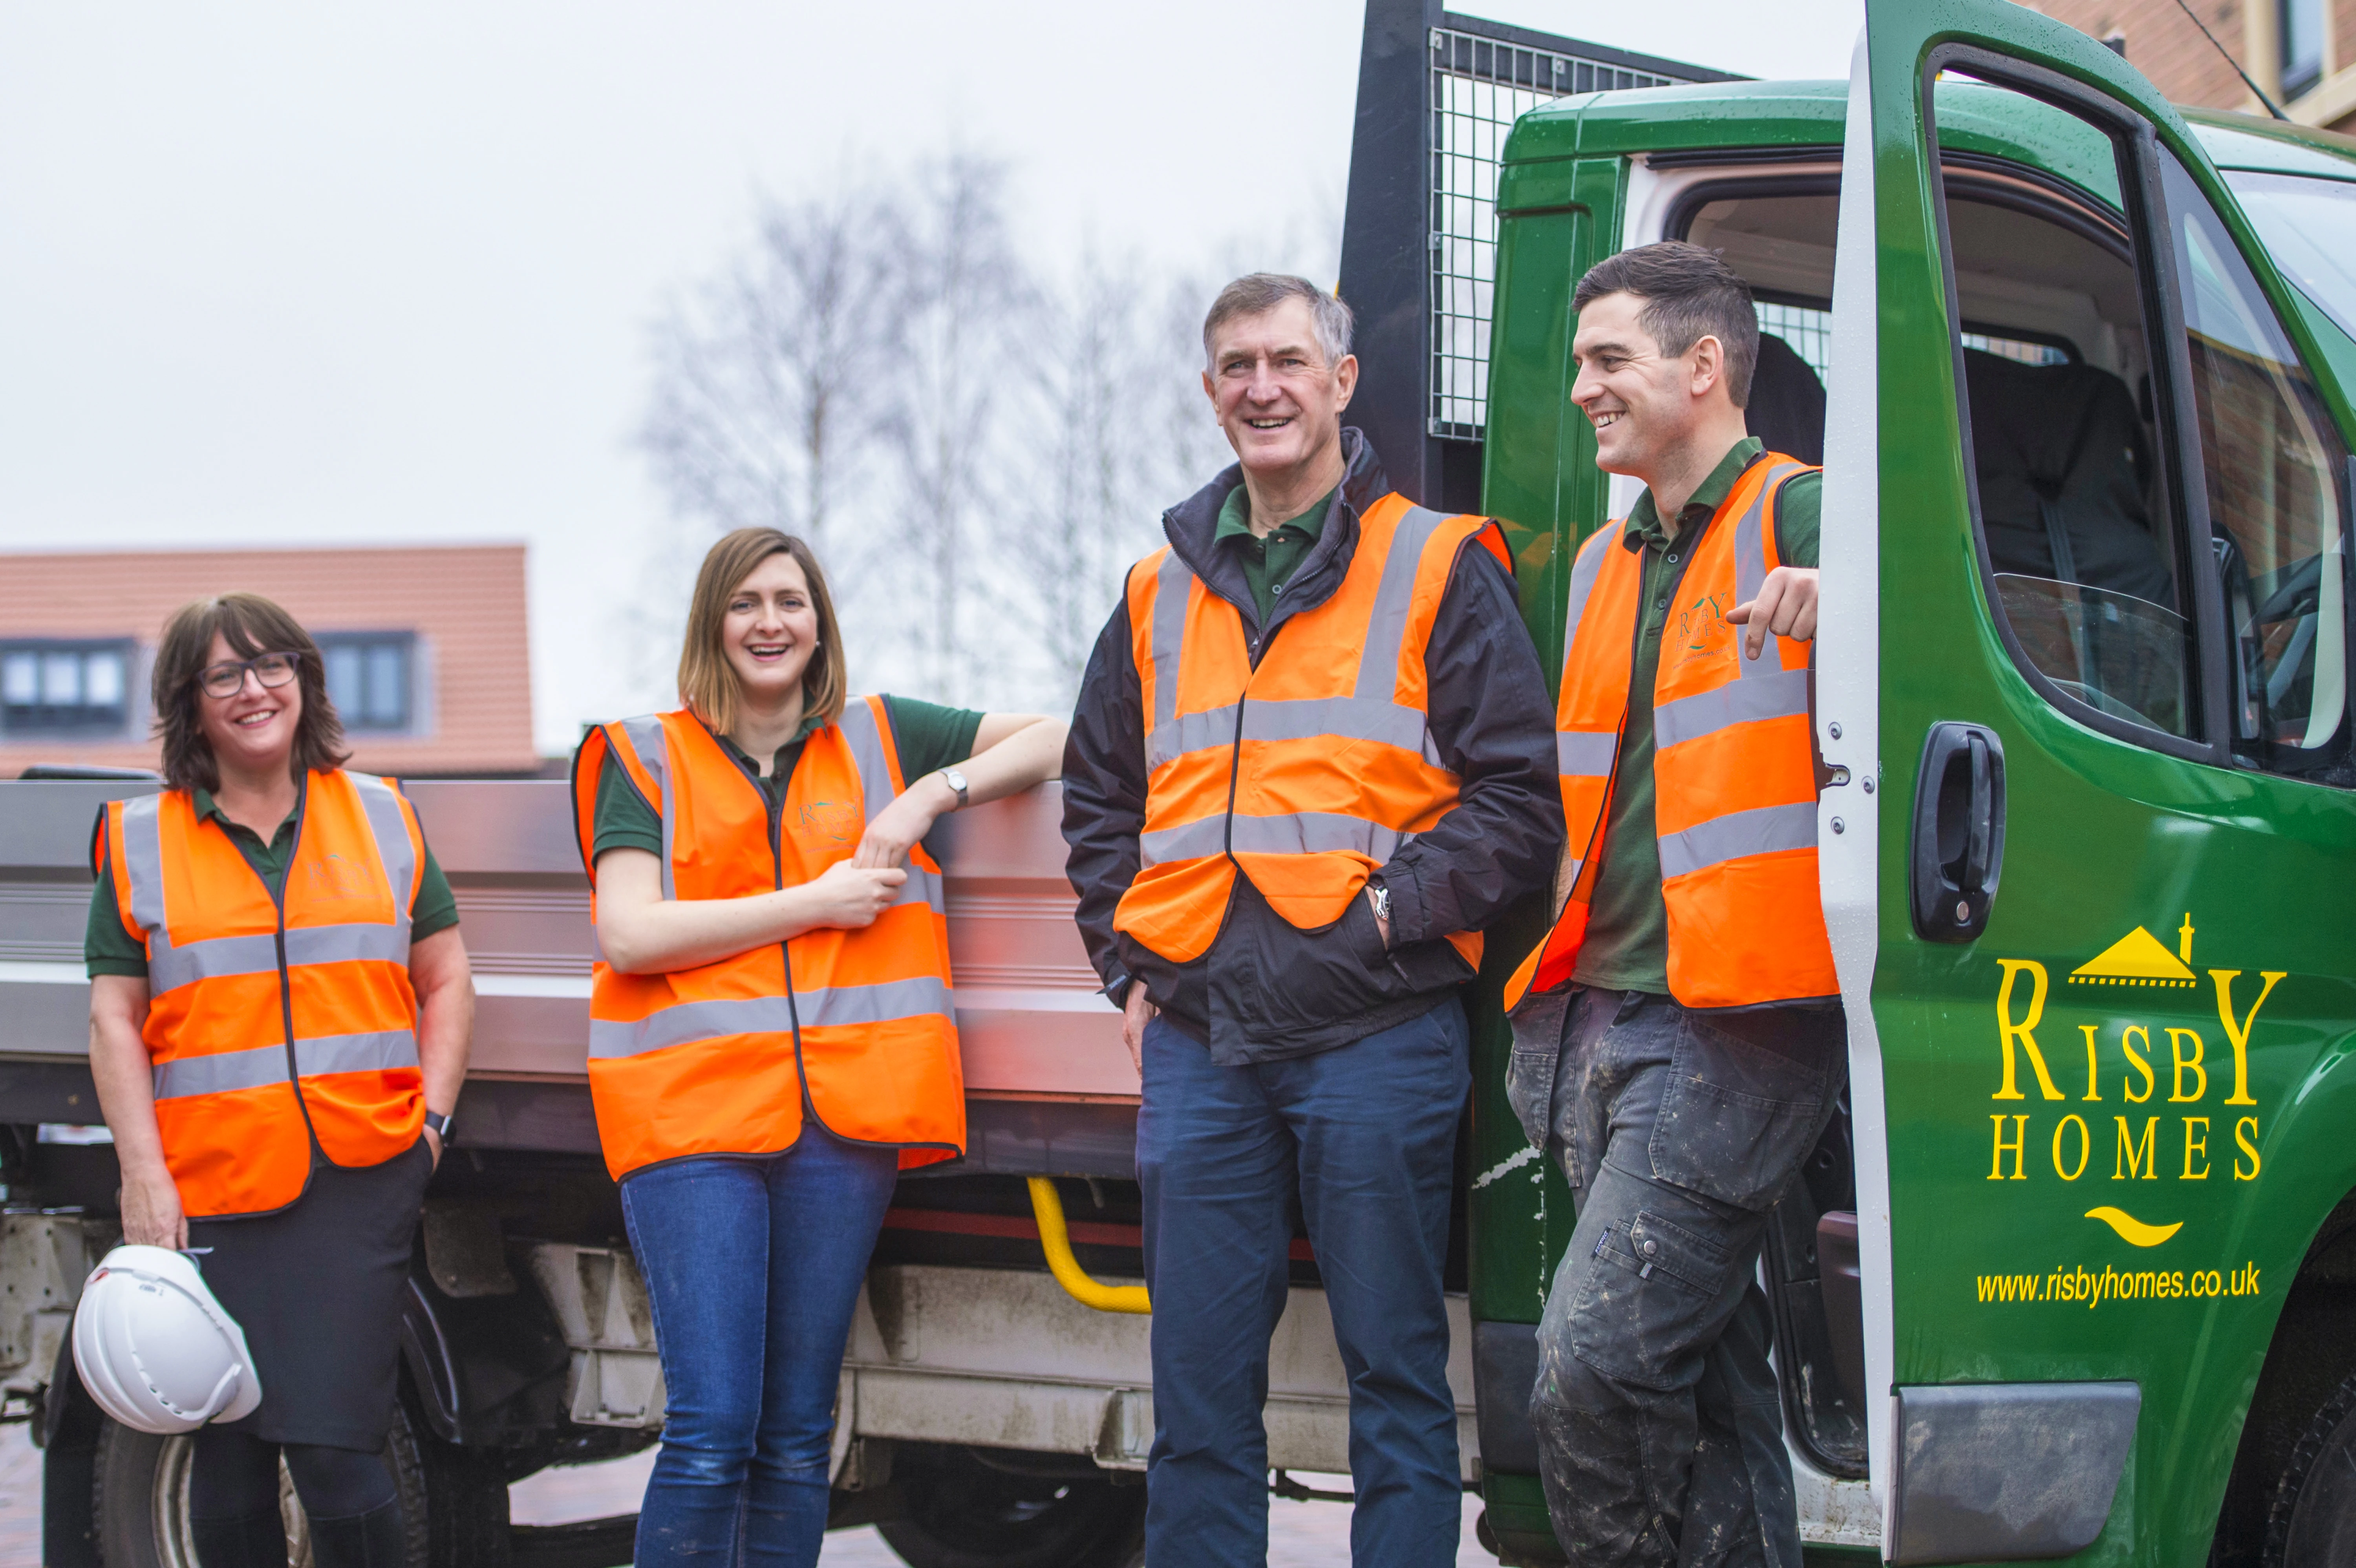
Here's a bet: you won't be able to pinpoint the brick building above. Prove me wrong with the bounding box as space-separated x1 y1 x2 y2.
2029 0 2356 132
0 544 539 779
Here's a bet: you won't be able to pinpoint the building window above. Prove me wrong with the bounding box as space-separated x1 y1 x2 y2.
320 634 415 733
2282 0 2324 98
0 640 135 738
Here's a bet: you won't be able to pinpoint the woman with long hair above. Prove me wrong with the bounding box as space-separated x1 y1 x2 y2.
573 527 1066 1565
85 592 474 1566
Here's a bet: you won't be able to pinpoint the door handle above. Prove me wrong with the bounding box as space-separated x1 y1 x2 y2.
1911 722 2007 942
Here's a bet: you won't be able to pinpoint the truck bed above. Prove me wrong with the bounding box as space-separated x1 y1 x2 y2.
0 779 1135 1176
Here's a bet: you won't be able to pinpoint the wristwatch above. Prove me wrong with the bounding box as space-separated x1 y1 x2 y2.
424 1109 455 1142
940 768 971 809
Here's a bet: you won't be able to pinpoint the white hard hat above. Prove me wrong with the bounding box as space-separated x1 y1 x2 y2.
72 1245 263 1434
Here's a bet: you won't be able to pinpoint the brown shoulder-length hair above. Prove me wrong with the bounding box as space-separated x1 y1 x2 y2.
677 528 847 734
153 593 351 794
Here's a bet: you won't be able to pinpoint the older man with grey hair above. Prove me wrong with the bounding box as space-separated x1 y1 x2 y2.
1061 273 1562 1566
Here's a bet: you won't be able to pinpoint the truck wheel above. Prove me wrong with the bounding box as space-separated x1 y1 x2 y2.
91 1400 437 1568
2268 1365 2356 1568
876 1447 1145 1568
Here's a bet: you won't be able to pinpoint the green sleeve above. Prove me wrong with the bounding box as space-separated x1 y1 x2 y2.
410 842 460 942
883 695 990 784
1775 470 1821 569
85 855 148 980
592 755 665 861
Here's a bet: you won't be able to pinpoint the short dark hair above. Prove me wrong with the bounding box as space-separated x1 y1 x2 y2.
153 593 351 794
1202 274 1354 369
1571 241 1760 408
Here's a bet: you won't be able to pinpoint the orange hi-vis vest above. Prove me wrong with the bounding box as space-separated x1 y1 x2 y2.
100 771 428 1219
572 697 962 1181
1114 492 1512 968
1507 455 1838 1013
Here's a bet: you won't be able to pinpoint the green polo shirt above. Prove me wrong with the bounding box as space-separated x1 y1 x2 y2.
85 785 461 980
590 697 988 861
1573 438 1822 994
1215 484 1336 626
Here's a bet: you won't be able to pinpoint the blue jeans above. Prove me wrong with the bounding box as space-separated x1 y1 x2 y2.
1136 996 1470 1568
620 1126 901 1567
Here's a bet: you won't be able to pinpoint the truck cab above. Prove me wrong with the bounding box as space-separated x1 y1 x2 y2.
1469 2 2356 1562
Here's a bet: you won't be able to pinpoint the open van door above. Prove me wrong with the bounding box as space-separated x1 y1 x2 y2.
1824 0 2356 1562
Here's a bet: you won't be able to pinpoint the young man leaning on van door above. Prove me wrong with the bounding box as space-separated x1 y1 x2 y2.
1504 240 1844 1568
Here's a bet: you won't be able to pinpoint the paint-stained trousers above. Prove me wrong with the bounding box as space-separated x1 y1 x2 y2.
1506 988 1843 1568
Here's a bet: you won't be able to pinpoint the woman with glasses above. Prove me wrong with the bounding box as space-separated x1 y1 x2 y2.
573 527 1066 1567
84 592 474 1568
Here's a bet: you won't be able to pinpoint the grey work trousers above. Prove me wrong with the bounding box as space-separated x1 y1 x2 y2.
1506 988 1842 1568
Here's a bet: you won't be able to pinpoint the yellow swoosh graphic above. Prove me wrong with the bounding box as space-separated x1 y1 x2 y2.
2084 1207 2183 1247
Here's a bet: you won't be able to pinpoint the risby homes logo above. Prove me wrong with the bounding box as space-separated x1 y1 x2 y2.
1988 915 2282 1247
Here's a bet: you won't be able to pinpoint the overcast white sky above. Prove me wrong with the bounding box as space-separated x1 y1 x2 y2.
0 1 1860 753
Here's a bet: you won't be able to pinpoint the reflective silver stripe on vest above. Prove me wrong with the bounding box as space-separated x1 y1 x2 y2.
152 1044 286 1101
616 715 676 901
1557 526 1619 685
150 1028 417 1101
1355 504 1452 703
1240 695 1427 752
836 699 946 912
1147 549 1192 739
1557 730 1618 779
589 995 800 1060
346 773 418 950
1733 462 1809 680
1657 801 1819 880
1140 813 1229 868
1228 811 1409 861
792 974 955 1031
148 932 281 993
1144 810 1407 866
296 1029 420 1077
1150 703 1240 771
1653 667 1813 750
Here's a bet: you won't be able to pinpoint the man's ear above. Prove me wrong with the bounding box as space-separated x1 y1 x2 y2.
1332 353 1359 413
1688 334 1725 401
1201 368 1218 416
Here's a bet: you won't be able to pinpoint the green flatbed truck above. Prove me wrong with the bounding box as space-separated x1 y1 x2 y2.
1438 1 2356 1563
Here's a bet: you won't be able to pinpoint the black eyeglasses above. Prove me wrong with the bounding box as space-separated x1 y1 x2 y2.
196 652 302 700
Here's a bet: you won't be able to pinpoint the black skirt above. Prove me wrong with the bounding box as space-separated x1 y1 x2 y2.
186 1138 432 1452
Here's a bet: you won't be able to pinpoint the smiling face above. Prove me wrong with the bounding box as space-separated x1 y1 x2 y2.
1201 298 1358 482
1570 289 1729 479
194 632 302 781
721 551 820 713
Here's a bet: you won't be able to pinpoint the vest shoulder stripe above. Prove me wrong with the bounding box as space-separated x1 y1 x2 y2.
1654 667 1812 749
1148 550 1194 735
1354 503 1454 702
1657 800 1819 880
1559 525 1623 679
344 772 421 912
838 698 895 823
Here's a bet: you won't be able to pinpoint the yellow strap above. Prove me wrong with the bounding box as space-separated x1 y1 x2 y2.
1025 1177 1151 1315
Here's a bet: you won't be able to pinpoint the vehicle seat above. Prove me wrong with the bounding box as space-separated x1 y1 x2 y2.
1745 332 1827 466
1962 348 2173 607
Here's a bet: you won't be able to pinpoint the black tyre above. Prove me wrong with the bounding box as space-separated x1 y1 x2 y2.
2269 1366 2356 1568
876 1447 1145 1568
89 1388 513 1568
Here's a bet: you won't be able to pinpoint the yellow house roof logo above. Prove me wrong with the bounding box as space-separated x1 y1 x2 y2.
2068 915 2199 989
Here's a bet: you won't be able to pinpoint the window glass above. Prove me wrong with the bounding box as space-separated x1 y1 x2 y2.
2163 152 2350 774
0 641 135 737
2217 170 2356 345
1935 87 2198 740
320 635 415 733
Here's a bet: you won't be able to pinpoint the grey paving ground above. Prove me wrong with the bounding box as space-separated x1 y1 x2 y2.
0 1421 1494 1566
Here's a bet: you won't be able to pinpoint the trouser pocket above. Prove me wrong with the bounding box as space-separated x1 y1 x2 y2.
1559 1195 1737 1393
1505 989 1572 1150
1648 1011 1830 1212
